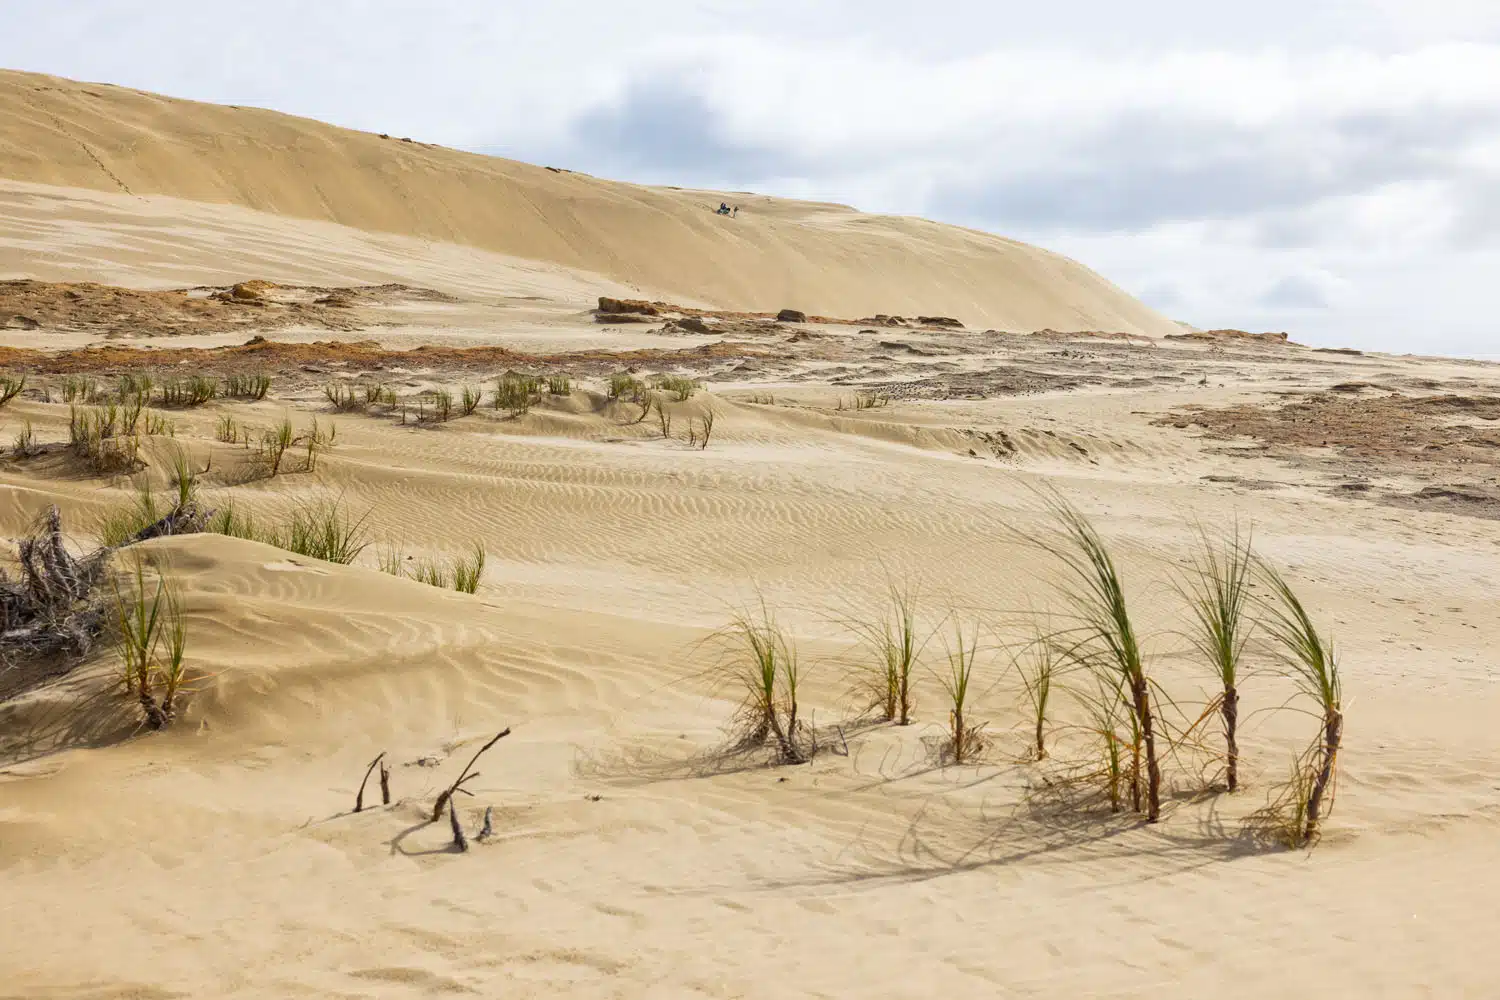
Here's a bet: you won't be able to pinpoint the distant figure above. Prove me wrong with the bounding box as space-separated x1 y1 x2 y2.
717 202 733 216
732 206 739 218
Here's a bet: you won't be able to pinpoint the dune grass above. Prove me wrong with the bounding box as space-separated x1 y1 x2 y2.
323 382 364 412
0 374 26 408
62 376 99 403
451 543 486 594
69 404 141 474
721 601 807 764
494 374 539 416
547 374 571 395
940 622 986 764
1017 630 1058 761
144 411 174 437
260 417 296 476
1180 525 1256 792
1072 672 1131 812
1259 560 1343 847
654 374 699 401
112 554 190 729
460 385 482 417
12 420 34 458
381 542 487 593
607 373 643 401
223 373 272 400
158 376 218 408
1039 493 1162 822
844 581 926 725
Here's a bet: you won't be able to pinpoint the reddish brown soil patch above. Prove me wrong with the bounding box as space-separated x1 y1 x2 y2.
1164 391 1500 466
0 338 771 380
0 281 467 339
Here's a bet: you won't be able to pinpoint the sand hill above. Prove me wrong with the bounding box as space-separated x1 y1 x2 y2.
4 63 1500 1000
0 67 1179 335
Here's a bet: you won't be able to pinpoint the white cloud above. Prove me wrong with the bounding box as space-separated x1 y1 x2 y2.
3 2 1499 353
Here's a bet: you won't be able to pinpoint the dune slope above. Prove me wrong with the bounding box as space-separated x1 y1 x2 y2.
0 67 1178 334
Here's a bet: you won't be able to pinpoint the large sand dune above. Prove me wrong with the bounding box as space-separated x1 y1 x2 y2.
3 68 1500 1000
0 68 1179 335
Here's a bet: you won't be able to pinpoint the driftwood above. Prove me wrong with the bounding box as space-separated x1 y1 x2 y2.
0 507 111 669
430 728 511 822
128 500 215 544
448 800 468 852
379 759 392 805
477 805 493 841
355 752 385 813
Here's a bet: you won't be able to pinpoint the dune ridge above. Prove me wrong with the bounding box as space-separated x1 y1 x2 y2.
0 67 1180 335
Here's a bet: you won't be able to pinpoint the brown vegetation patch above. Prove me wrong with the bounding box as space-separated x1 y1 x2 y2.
1166 329 1293 346
0 338 772 381
0 280 460 339
863 365 1096 399
1164 391 1500 466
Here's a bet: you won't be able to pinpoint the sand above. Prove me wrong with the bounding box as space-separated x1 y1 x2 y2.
0 68 1181 336
3 75 1500 1000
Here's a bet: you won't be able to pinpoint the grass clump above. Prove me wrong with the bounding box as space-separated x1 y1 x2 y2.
62 376 99 403
607 373 644 402
12 420 34 458
1039 493 1163 822
1259 561 1343 848
1017 630 1058 761
653 374 698 401
142 410 174 437
112 555 191 730
0 374 26 407
261 416 296 476
939 622 987 764
459 385 482 417
719 601 809 765
323 382 364 412
383 543 487 593
494 374 539 416
279 495 370 564
223 373 272 400
1179 525 1256 792
452 543 486 594
547 374 571 396
209 494 372 564
158 376 218 408
843 580 926 725
69 404 140 474
215 414 240 444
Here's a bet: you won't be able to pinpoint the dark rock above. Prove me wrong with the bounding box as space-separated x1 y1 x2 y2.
776 309 807 323
918 316 964 328
597 297 659 316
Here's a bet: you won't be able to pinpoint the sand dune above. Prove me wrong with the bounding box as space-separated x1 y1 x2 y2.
0 68 1180 335
3 67 1500 1000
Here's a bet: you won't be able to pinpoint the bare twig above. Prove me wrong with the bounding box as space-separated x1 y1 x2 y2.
431 728 512 822
379 759 392 805
448 800 468 852
355 752 385 813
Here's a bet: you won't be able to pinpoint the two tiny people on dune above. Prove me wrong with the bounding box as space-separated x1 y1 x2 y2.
717 202 739 217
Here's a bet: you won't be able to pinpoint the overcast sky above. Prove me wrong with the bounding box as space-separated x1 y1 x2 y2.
5 2 1500 354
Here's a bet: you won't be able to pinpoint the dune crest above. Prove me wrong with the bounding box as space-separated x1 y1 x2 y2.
0 67 1178 335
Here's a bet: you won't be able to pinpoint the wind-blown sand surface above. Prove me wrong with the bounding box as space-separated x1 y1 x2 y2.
3 76 1500 1000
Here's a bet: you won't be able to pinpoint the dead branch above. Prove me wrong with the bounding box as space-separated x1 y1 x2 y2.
128 500 215 543
448 800 468 852
355 751 385 813
430 728 511 822
379 759 392 805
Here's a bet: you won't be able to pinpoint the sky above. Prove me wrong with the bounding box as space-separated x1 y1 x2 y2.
4 2 1500 354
